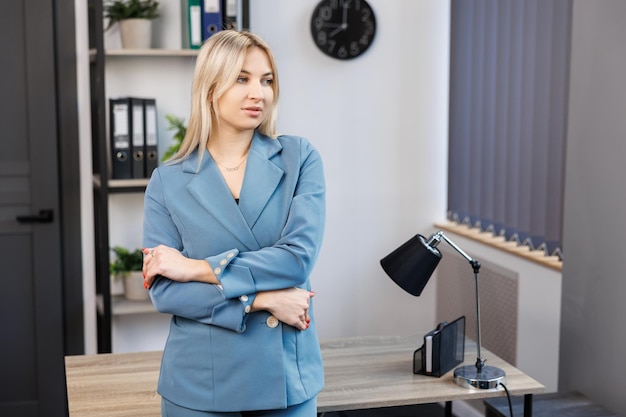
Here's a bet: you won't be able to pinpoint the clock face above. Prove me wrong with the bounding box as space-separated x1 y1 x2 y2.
310 0 376 60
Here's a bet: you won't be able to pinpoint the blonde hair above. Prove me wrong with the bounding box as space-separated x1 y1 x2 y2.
168 30 280 165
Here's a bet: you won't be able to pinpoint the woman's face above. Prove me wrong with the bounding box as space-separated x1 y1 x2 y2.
216 46 275 135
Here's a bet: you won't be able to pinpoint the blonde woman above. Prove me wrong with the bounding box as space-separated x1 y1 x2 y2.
142 31 325 417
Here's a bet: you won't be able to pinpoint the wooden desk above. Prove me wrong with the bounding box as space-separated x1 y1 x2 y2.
65 335 544 417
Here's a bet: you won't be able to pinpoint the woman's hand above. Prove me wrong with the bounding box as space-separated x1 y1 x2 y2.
252 288 315 331
142 245 217 289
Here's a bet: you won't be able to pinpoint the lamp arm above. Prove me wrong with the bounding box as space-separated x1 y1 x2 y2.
427 231 485 372
427 231 481 273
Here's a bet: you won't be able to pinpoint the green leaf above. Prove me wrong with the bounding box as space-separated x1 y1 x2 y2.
162 114 187 162
110 245 144 278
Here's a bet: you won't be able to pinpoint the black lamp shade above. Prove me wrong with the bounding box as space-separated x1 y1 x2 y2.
380 234 442 296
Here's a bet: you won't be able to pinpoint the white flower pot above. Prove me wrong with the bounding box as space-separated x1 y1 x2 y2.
119 18 152 49
122 270 149 301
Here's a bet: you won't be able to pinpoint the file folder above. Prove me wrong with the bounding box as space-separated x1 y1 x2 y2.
414 316 465 377
144 98 159 177
109 98 132 179
201 0 222 40
182 0 202 49
130 98 145 178
221 0 237 30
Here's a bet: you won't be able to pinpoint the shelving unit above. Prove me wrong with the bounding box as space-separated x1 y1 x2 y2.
96 295 156 316
88 0 250 353
106 48 199 57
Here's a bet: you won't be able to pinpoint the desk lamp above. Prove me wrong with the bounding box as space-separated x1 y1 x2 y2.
380 231 505 389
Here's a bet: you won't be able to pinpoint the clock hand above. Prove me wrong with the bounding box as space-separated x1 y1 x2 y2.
329 3 349 37
328 25 345 37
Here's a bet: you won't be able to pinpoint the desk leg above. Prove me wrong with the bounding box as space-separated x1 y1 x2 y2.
524 394 533 417
445 401 452 417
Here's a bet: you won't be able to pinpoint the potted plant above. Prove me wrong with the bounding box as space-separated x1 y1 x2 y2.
104 0 160 49
162 114 187 162
110 246 149 301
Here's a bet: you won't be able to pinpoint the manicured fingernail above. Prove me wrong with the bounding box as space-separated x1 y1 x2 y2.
144 282 149 289
306 318 311 324
306 323 309 329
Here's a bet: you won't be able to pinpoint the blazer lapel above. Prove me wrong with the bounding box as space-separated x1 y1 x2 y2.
239 132 284 228
239 133 284 230
184 150 259 250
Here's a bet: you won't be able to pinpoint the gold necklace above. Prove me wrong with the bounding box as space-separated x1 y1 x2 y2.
211 153 248 172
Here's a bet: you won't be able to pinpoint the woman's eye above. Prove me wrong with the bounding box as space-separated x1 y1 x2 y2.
237 76 248 83
262 78 274 86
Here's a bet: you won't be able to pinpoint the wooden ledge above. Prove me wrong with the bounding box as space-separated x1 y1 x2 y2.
434 221 562 272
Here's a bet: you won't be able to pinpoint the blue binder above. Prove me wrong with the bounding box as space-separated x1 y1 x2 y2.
201 0 222 40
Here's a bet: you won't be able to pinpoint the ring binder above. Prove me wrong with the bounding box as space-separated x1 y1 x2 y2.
130 98 146 179
202 0 222 40
144 98 159 177
109 98 132 179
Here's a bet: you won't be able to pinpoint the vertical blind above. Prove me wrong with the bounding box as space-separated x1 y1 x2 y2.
447 0 571 258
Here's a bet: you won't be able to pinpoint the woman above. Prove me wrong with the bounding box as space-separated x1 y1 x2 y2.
141 30 326 417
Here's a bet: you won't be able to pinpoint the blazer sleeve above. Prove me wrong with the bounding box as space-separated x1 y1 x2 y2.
143 137 326 328
217 138 326 299
143 169 254 333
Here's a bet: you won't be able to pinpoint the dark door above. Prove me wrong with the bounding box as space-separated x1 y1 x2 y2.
0 1 68 416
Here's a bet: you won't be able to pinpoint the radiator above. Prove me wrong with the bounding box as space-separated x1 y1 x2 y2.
436 247 519 366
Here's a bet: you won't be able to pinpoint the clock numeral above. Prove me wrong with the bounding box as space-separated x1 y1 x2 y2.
326 40 336 53
359 34 369 45
364 23 374 36
350 41 360 56
317 31 328 45
361 8 371 22
318 6 333 21
314 17 325 30
337 46 348 58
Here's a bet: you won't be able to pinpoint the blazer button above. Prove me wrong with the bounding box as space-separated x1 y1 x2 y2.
266 316 279 328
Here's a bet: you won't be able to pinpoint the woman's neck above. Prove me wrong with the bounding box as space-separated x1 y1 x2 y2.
207 130 253 164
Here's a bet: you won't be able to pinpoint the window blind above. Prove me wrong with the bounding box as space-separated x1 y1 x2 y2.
448 0 571 258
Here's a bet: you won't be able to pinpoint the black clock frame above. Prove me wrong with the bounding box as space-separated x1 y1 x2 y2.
310 0 377 60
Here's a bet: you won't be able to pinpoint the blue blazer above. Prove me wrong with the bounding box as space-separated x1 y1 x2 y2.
143 132 326 412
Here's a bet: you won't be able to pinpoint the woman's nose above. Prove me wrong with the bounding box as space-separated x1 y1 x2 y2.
248 82 264 99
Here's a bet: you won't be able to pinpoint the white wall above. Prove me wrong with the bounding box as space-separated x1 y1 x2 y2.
560 1 626 414
249 0 451 340
75 0 98 354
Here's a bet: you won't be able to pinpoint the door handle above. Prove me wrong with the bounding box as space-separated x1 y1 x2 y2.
16 209 54 224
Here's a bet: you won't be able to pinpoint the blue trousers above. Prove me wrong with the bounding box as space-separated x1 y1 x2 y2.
162 397 317 417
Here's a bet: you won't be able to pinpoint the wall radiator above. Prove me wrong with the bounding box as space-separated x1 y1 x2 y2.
436 247 519 366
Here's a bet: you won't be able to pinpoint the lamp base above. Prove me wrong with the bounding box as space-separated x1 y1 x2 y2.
453 365 506 389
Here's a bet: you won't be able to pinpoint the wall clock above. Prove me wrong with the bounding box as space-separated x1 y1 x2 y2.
310 0 377 60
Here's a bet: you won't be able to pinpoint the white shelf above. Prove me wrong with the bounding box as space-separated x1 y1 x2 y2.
97 295 156 316
108 178 149 189
105 48 199 57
